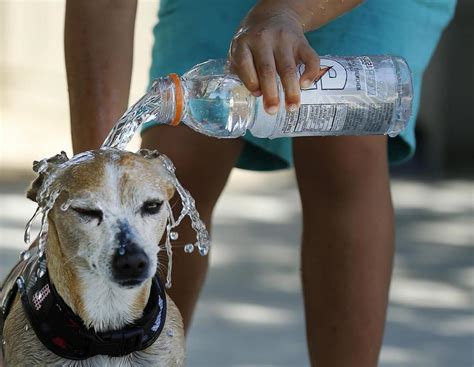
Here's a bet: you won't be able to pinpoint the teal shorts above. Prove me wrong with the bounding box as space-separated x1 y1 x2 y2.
142 0 456 171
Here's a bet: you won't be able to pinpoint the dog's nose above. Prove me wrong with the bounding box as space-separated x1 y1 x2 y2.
112 242 150 283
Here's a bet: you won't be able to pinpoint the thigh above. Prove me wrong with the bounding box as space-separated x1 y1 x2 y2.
141 125 244 217
293 136 392 221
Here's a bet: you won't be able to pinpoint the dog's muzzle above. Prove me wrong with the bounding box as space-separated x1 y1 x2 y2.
112 242 150 286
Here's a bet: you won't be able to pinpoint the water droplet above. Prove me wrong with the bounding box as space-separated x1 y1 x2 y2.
170 231 179 241
35 159 48 174
198 246 209 256
60 200 72 211
167 329 174 337
159 155 211 258
24 324 29 331
184 244 194 253
37 210 50 256
24 206 41 244
2 340 5 345
16 277 25 290
118 247 126 255
165 224 173 289
37 268 46 278
20 250 31 261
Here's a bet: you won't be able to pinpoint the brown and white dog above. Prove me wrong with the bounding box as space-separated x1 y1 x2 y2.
0 149 185 366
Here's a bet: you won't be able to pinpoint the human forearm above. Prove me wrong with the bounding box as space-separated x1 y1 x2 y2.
65 0 137 153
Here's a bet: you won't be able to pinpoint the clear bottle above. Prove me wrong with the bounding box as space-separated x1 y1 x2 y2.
103 56 413 149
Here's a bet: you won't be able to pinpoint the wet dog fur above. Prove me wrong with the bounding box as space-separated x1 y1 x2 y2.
2 150 185 366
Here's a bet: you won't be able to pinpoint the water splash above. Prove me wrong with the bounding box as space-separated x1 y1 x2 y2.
21 153 70 277
101 80 170 150
158 154 210 256
164 215 174 289
36 267 46 278
19 250 31 261
24 206 41 245
170 231 179 241
184 244 195 254
137 149 211 287
22 148 211 288
60 199 73 211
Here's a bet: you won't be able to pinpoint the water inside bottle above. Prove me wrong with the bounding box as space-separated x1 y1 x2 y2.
183 76 254 138
187 97 231 135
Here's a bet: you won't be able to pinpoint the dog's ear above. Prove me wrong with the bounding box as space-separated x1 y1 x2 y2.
26 176 43 202
136 149 175 199
26 151 69 202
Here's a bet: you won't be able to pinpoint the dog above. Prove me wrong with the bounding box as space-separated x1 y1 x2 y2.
0 149 185 366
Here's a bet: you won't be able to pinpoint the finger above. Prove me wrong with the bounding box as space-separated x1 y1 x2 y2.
274 47 300 110
252 47 279 114
229 43 261 97
297 44 320 88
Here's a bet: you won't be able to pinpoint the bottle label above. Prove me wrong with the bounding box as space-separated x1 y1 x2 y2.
271 56 399 137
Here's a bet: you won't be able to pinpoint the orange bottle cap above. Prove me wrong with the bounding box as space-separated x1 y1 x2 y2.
168 73 183 126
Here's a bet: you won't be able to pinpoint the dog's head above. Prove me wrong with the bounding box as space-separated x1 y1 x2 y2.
27 149 175 289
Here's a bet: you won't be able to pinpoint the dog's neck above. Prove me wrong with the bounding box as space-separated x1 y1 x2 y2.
45 219 152 332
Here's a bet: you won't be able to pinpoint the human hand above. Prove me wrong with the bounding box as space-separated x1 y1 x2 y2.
228 1 322 114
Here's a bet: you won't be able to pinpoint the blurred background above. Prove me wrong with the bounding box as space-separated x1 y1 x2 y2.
0 1 472 366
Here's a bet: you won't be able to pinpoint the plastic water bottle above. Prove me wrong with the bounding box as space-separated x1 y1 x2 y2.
145 55 413 139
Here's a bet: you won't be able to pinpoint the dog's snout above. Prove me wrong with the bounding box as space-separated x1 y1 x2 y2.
112 242 150 285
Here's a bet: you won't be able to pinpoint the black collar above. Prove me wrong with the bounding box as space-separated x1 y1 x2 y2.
8 252 167 360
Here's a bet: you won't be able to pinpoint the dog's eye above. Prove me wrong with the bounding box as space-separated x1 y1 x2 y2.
72 207 103 224
142 200 162 215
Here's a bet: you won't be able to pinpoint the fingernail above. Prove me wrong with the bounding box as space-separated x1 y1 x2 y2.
287 104 299 112
252 90 262 97
301 79 312 89
267 105 279 115
316 66 332 80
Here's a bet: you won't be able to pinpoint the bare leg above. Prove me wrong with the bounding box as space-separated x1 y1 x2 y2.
293 136 394 367
141 125 244 332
